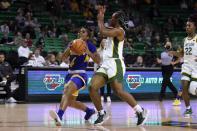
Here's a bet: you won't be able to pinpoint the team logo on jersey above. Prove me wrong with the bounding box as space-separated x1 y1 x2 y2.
43 74 64 91
126 75 142 89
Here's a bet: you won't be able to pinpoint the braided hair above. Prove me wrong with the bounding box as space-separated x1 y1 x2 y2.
114 10 129 30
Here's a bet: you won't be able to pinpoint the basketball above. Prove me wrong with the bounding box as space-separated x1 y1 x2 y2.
70 39 86 55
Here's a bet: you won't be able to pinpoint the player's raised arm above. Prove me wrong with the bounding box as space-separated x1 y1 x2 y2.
97 6 124 39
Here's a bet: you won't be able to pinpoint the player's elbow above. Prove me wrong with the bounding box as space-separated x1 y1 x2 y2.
92 53 101 64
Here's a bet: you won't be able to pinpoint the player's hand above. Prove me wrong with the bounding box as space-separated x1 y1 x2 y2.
97 6 106 21
97 5 106 14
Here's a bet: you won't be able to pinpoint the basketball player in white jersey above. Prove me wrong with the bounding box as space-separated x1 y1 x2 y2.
89 6 149 125
170 14 197 117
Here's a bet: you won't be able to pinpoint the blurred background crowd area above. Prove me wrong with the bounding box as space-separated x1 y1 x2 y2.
0 0 196 69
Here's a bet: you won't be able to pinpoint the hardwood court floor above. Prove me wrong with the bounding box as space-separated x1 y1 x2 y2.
0 100 197 131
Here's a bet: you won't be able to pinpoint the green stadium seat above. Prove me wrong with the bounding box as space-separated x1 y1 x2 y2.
133 43 145 50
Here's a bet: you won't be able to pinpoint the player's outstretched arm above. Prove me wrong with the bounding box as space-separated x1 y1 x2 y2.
86 48 101 65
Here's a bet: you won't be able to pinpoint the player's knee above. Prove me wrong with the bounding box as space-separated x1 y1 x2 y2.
63 89 70 97
182 85 189 93
114 88 123 97
68 100 74 106
189 81 197 96
89 83 98 92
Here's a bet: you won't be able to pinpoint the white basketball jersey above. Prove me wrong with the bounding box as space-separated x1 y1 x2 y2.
102 28 124 60
183 34 197 64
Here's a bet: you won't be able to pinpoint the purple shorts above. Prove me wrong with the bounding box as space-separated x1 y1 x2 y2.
65 73 87 90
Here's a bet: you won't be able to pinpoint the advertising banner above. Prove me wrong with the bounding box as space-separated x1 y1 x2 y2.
27 70 181 95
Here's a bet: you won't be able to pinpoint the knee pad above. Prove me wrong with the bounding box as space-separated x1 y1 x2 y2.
189 81 197 96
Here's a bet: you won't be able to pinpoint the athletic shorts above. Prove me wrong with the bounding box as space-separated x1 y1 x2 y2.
65 73 87 96
96 58 126 83
181 63 197 81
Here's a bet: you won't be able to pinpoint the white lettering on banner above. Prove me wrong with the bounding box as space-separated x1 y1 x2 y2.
126 74 174 90
158 77 172 83
87 74 174 89
140 78 145 83
145 78 158 84
158 78 163 83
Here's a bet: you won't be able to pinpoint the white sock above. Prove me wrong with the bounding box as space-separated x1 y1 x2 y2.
186 106 191 109
99 109 105 115
134 104 143 113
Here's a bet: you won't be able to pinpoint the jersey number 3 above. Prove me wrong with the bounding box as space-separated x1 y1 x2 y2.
185 47 192 55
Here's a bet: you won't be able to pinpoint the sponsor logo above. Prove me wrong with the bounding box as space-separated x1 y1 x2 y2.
43 74 64 91
126 75 142 89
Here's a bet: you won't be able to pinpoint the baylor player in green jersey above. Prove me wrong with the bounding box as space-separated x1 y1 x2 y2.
89 6 149 126
170 14 197 117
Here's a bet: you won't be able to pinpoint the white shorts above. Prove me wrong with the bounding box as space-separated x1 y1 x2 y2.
181 63 197 81
96 58 126 83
